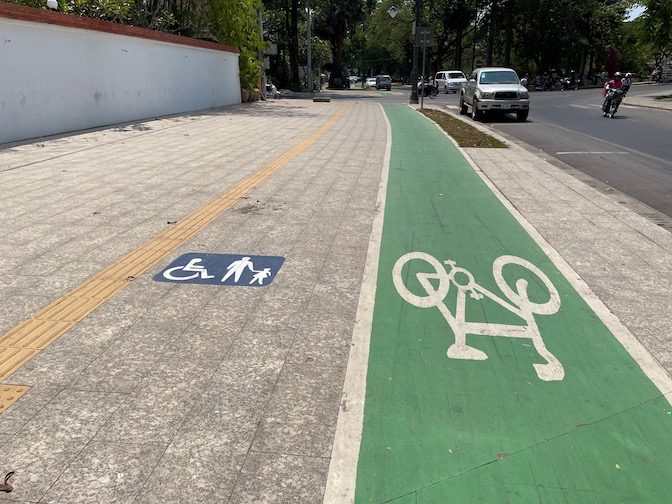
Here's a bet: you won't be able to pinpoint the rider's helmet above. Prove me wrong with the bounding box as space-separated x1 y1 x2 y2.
625 72 631 78
614 72 622 80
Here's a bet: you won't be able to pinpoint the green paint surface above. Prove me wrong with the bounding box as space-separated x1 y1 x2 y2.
354 104 672 503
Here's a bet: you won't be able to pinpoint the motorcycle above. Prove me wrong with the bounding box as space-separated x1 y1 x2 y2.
418 81 438 99
265 82 280 99
651 68 663 83
602 88 625 118
560 76 579 90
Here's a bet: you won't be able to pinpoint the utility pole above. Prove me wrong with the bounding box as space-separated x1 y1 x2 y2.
410 0 421 104
259 10 265 99
307 6 313 93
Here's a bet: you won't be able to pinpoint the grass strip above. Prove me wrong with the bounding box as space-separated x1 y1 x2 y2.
419 108 507 148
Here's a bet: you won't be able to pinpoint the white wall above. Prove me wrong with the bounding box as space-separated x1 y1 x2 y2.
0 16 240 144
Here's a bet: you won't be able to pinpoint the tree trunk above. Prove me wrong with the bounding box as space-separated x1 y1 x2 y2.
329 19 346 88
486 0 496 66
290 0 300 90
455 28 463 69
578 44 586 83
504 1 512 67
486 31 493 66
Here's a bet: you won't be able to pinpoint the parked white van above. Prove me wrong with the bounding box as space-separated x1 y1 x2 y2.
435 70 468 93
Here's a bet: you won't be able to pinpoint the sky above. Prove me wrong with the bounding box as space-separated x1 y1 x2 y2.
627 4 646 21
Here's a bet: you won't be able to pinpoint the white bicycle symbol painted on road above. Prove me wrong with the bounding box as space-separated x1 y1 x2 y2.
393 252 564 381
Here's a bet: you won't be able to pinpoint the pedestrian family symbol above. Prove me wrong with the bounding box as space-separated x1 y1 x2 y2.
154 253 285 287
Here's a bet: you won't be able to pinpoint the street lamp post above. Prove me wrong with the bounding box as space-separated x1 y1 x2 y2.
410 0 421 104
388 1 421 104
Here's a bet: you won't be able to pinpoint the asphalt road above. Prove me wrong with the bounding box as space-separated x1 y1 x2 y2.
427 85 672 221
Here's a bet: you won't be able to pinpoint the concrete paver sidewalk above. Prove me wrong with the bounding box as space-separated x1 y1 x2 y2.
624 85 672 110
0 101 387 502
0 96 671 503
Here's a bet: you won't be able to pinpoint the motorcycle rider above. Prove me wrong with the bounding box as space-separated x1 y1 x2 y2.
604 72 623 92
602 72 623 110
602 72 624 117
622 72 632 94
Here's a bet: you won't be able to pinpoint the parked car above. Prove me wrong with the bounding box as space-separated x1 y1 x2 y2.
376 74 392 91
365 77 377 88
435 70 467 94
459 67 530 121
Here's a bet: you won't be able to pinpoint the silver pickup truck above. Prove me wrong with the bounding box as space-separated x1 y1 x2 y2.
459 67 530 122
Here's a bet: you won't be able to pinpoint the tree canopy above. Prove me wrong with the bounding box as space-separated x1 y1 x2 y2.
357 0 637 82
636 0 672 65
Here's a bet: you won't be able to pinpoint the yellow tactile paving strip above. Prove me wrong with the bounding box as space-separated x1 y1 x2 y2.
0 384 29 413
0 103 348 409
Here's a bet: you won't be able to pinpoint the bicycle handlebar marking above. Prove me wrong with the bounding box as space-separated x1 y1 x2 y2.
393 252 564 381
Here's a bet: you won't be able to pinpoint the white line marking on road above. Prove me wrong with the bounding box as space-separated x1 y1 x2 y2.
513 116 667 165
556 151 630 155
322 104 392 504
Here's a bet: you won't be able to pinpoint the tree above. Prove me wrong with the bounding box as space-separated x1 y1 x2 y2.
472 0 631 81
425 0 476 72
289 0 301 89
207 0 265 90
362 0 415 80
619 19 649 76
313 0 376 88
585 0 628 78
638 0 672 66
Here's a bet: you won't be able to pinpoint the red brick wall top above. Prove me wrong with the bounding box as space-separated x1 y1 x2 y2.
0 2 239 54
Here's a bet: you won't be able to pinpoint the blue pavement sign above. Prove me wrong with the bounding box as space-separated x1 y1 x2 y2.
154 253 285 286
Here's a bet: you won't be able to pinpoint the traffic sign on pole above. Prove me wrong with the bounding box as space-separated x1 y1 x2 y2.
415 26 434 47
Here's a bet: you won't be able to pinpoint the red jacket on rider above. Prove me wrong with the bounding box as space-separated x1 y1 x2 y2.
603 78 623 95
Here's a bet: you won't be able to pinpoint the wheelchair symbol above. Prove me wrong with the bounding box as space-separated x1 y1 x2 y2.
162 258 215 281
393 252 564 381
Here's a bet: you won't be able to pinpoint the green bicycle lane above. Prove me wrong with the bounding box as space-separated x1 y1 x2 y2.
353 104 672 503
